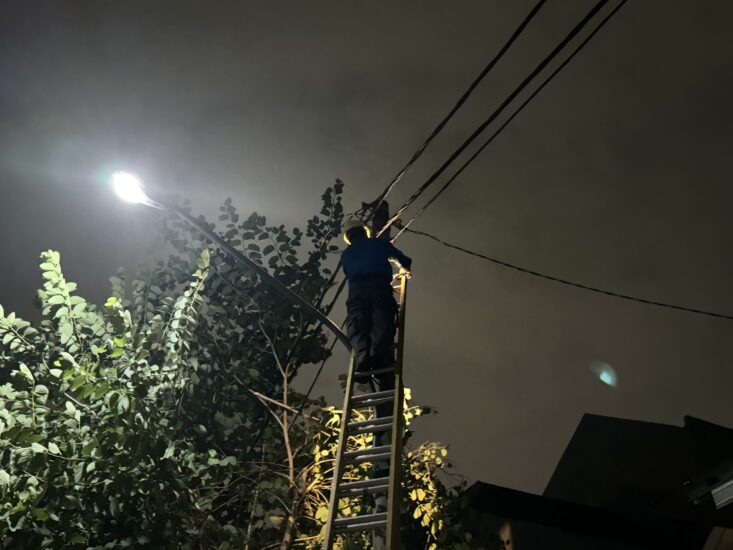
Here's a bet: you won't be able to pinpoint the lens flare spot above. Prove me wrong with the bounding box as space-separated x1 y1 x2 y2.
590 361 617 388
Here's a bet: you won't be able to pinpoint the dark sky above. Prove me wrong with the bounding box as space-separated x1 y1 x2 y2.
1 1 732 494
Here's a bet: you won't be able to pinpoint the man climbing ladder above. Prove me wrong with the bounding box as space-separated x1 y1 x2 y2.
321 218 412 549
341 218 412 382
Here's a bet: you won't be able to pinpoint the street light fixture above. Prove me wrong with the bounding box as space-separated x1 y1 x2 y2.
111 171 350 350
112 171 165 210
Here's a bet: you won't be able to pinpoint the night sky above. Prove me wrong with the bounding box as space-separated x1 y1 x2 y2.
1 1 732 494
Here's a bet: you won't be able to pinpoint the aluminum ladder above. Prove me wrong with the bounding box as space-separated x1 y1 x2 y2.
322 274 409 549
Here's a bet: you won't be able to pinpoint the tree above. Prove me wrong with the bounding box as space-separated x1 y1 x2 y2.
0 183 474 549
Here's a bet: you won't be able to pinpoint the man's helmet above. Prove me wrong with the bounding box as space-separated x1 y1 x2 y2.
342 218 371 244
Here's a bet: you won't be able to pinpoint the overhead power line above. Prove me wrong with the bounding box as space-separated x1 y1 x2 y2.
378 0 611 238
299 1 628 412
404 226 733 321
393 0 628 240
300 2 551 412
369 0 547 212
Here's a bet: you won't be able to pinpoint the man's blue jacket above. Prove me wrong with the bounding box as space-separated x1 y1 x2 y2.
341 238 412 288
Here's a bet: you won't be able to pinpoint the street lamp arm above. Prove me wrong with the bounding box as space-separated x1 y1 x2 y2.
170 204 352 352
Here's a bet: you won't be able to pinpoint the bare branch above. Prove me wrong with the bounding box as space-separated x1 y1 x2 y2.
250 391 285 430
257 319 286 377
249 390 298 415
63 392 99 419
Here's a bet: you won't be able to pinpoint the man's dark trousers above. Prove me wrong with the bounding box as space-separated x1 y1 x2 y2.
346 281 397 418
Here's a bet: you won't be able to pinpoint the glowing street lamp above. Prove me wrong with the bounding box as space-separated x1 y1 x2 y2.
112 171 164 209
110 170 350 350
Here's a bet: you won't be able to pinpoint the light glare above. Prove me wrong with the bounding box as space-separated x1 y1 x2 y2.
112 171 147 204
589 360 618 388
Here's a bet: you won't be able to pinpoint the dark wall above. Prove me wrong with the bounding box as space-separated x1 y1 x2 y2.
468 513 653 550
544 414 696 513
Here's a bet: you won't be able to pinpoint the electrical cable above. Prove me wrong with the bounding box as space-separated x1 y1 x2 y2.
367 0 548 214
378 0 610 237
298 1 553 408
287 324 343 435
403 226 733 321
295 0 620 420
286 279 347 434
394 0 627 240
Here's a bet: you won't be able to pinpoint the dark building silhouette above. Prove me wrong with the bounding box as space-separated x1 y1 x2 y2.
464 414 733 549
545 414 733 533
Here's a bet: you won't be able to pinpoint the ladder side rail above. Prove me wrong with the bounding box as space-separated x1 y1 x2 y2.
323 351 358 549
386 276 408 549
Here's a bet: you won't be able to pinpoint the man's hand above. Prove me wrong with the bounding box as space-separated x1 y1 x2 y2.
399 267 412 279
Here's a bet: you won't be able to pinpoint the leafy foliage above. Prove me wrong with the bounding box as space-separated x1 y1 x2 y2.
0 183 474 549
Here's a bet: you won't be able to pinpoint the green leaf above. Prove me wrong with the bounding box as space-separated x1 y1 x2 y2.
54 306 69 318
78 384 96 400
0 470 10 485
197 249 211 269
92 383 110 400
31 442 46 453
162 444 175 459
59 323 73 345
33 385 49 403
70 375 86 392
269 516 284 527
32 507 50 521
47 295 65 305
19 363 34 384
81 441 96 457
48 442 61 455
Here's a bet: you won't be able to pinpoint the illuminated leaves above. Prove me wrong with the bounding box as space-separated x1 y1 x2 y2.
0 184 478 549
0 249 236 547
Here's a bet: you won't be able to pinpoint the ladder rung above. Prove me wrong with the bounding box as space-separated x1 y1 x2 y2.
334 512 387 533
347 416 393 435
344 444 392 464
350 390 395 408
353 367 396 382
337 477 389 491
351 390 394 403
351 396 394 408
337 481 389 497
